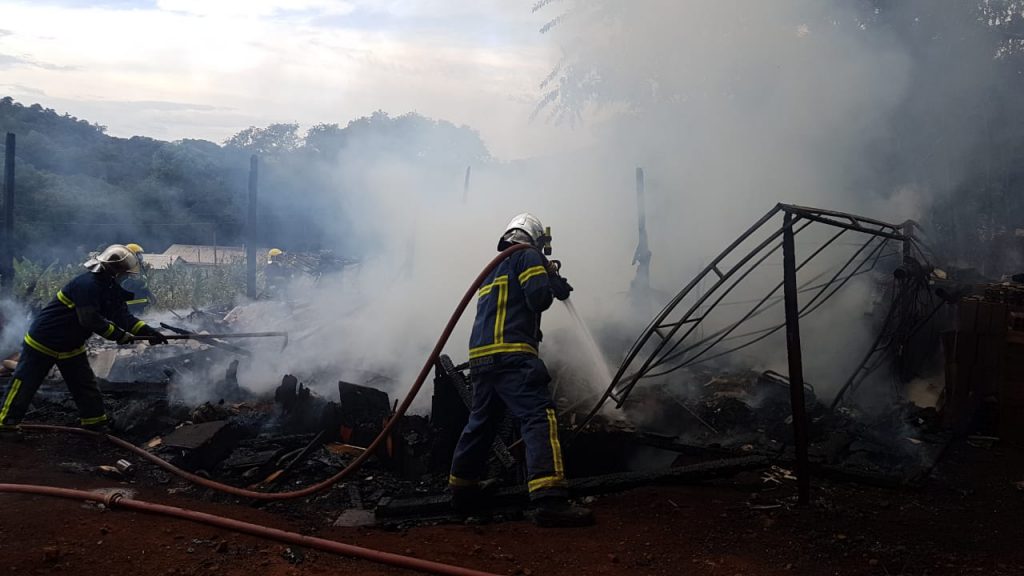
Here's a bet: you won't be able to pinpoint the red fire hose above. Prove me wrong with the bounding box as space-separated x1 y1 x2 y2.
0 483 500 576
19 243 532 501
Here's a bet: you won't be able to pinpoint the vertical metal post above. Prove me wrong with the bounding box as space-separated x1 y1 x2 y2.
782 210 810 504
901 219 917 266
462 165 472 203
630 167 652 307
2 133 14 296
246 155 258 299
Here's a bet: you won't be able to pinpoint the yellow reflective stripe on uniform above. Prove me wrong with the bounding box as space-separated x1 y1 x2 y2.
102 324 116 338
0 378 22 424
467 342 538 359
528 475 568 492
131 321 147 335
80 414 109 426
518 265 547 285
494 276 508 344
476 275 510 346
527 409 566 493
23 334 86 359
546 408 565 477
56 290 75 308
125 299 149 305
448 474 478 487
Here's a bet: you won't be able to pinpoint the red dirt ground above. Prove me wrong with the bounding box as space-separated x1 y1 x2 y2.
1 433 1022 576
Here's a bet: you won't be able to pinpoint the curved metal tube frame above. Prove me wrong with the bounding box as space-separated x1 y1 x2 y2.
576 203 908 431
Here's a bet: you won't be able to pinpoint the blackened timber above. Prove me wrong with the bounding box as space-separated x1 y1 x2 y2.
630 166 652 307
375 455 767 519
2 133 13 295
160 322 252 357
782 212 811 504
246 155 258 299
901 220 915 266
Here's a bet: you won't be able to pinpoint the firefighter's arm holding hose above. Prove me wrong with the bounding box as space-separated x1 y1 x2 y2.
545 259 573 301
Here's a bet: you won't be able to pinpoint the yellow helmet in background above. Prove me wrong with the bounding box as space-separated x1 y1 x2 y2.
125 243 146 266
268 248 284 264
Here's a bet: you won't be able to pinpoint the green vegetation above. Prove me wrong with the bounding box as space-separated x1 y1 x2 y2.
0 100 490 309
13 257 259 310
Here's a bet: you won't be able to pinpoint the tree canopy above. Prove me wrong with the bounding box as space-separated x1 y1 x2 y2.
0 99 490 262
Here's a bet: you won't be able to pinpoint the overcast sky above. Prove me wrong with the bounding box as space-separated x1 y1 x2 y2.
0 0 592 159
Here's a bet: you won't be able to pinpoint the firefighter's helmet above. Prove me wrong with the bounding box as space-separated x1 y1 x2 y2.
84 244 141 275
268 248 284 264
498 212 546 251
125 243 145 265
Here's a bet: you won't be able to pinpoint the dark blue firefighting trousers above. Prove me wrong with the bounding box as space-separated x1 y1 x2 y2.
449 354 567 500
0 342 107 427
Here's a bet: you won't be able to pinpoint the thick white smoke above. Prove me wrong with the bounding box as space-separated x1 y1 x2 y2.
216 1 1000 412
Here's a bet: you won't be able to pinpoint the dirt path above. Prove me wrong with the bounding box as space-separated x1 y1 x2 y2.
1 434 1022 575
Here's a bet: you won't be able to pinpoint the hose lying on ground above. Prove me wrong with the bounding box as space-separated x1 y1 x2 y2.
20 243 532 501
0 483 499 576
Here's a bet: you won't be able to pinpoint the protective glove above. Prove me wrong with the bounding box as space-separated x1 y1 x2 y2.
138 325 169 345
550 273 574 301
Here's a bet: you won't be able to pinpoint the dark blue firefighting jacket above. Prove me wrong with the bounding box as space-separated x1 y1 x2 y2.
469 248 554 360
25 271 149 359
121 275 155 314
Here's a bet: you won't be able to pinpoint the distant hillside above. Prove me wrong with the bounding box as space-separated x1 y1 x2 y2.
0 97 490 262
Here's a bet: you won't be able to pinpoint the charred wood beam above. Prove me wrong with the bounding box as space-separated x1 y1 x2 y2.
375 455 768 520
630 166 652 306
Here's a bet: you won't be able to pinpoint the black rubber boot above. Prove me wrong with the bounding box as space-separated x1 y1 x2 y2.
450 479 498 513
529 497 595 528
0 423 23 441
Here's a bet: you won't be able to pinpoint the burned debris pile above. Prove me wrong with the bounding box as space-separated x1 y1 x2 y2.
565 367 947 488
7 202 1022 529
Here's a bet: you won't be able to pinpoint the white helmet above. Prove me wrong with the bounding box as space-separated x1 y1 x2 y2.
498 212 546 251
84 244 141 275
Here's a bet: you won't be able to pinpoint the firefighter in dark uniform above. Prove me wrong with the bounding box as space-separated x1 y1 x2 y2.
263 248 291 299
123 243 156 315
0 244 169 433
449 213 594 527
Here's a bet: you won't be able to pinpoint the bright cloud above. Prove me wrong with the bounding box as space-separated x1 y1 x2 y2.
156 0 356 18
0 0 589 158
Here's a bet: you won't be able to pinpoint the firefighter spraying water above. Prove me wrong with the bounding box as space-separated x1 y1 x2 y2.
448 213 594 527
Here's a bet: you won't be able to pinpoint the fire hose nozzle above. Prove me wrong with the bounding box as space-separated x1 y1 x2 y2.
115 459 135 476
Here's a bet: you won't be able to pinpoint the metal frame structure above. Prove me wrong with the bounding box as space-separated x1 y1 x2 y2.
577 203 920 503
